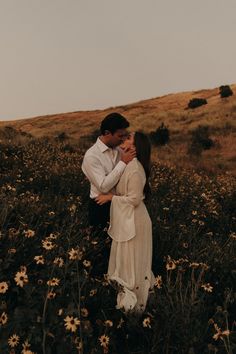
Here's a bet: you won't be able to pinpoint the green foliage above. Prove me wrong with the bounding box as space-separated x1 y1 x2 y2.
0 139 236 353
188 98 208 109
219 85 233 98
149 122 170 146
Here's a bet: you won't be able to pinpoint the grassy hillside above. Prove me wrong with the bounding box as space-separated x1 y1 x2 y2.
1 84 236 175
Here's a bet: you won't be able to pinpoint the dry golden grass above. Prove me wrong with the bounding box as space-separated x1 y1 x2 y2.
1 84 236 175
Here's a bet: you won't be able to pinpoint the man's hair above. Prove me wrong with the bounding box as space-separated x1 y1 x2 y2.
100 112 129 135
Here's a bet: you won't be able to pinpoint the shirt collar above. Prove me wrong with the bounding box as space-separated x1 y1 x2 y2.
96 137 110 153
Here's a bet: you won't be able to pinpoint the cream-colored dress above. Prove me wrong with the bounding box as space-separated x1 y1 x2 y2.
108 158 155 312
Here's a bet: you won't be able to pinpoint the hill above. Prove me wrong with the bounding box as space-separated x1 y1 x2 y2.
0 84 236 175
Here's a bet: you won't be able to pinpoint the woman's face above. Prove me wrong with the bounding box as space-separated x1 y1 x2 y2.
120 132 135 150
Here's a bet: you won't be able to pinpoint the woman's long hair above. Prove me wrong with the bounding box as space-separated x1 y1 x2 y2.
134 131 151 198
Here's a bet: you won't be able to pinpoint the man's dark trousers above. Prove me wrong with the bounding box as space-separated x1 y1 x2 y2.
88 198 111 229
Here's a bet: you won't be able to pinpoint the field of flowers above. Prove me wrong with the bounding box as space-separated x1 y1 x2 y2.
0 138 235 354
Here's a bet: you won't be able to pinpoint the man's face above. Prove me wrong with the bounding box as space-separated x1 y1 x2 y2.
106 129 128 148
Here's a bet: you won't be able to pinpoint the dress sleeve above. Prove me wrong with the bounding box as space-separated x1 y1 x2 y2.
108 171 144 242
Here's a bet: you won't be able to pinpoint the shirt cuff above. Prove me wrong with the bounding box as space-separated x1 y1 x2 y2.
116 160 127 173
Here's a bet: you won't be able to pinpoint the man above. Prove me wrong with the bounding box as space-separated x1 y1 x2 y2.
82 112 135 228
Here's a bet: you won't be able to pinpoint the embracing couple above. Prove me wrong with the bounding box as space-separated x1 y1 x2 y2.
82 112 155 313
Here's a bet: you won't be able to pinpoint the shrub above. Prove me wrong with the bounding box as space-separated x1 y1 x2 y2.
56 132 69 141
219 85 233 98
188 98 207 109
188 125 214 155
79 129 100 149
149 123 170 146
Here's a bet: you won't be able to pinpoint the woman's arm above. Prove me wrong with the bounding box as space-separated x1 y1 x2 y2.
95 170 144 206
113 171 144 207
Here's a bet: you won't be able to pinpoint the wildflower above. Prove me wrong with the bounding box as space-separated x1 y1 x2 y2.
48 211 55 216
47 278 60 287
89 289 97 297
81 308 89 317
8 334 20 348
34 255 45 265
104 320 113 327
166 260 176 271
192 219 198 223
42 239 55 250
182 242 188 248
0 281 8 294
213 323 230 341
64 315 80 332
53 257 64 267
212 210 218 216
192 210 198 215
8 248 17 254
201 283 213 292
230 232 236 240
199 262 209 270
69 204 77 213
47 291 56 299
22 339 31 351
189 262 200 268
83 260 91 268
48 232 59 240
117 317 124 328
75 336 83 350
0 312 8 325
68 248 83 260
23 229 35 238
99 334 110 348
154 275 162 289
208 318 214 325
58 308 63 316
143 317 151 328
14 271 28 288
20 266 27 273
8 228 19 238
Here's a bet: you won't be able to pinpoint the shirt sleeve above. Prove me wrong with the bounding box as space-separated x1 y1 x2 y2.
82 154 126 194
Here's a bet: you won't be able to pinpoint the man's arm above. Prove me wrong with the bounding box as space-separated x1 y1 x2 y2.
82 154 126 194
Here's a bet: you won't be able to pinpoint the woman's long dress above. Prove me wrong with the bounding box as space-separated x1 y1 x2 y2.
108 158 155 312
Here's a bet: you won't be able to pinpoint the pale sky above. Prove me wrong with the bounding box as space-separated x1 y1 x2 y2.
0 0 236 121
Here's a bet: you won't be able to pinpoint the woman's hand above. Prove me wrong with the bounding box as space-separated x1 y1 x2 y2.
95 193 113 205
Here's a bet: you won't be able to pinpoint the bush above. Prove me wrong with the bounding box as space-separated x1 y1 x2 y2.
219 85 233 98
149 123 170 146
79 129 100 149
188 98 207 109
56 132 69 141
188 125 214 155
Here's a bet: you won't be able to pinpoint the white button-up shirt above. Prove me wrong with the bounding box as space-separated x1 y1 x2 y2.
82 137 126 198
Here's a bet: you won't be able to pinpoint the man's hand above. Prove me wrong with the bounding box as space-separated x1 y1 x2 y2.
120 147 136 164
95 193 113 205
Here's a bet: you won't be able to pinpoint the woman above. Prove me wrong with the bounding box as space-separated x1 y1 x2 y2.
95 132 155 312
